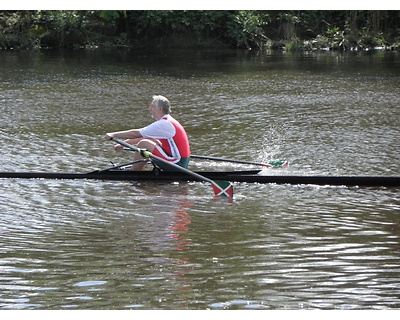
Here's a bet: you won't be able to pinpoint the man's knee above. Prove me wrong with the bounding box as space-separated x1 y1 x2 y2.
137 139 156 152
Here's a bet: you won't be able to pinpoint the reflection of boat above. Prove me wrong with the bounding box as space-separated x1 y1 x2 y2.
0 169 399 187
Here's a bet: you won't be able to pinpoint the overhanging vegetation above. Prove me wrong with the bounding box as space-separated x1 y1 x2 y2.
1 10 399 51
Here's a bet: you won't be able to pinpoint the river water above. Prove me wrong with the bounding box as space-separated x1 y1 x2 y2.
0 48 399 310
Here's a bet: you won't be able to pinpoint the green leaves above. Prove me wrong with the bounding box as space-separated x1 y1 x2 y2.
1 10 399 50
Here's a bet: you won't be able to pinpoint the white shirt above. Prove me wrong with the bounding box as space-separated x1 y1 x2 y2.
139 115 176 139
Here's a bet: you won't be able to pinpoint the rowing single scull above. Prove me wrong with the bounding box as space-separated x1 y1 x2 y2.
0 170 399 187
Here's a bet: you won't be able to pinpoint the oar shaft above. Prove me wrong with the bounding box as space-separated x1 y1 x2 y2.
114 138 213 181
111 138 232 197
190 154 270 167
96 159 149 172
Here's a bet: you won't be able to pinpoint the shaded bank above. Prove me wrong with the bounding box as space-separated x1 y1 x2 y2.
1 10 399 51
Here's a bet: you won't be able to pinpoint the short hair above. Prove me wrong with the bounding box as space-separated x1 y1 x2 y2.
153 95 171 114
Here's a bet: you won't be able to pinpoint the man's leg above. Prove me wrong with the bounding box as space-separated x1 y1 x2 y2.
130 139 157 171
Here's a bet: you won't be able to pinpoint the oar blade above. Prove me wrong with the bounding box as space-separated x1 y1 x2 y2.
211 180 234 198
262 159 289 168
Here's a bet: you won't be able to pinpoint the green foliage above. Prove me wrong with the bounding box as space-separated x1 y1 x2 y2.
285 39 302 52
359 28 386 48
98 10 120 22
0 10 399 50
326 26 340 37
226 11 269 48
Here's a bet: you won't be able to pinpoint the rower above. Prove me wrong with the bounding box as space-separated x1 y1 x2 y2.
104 95 190 171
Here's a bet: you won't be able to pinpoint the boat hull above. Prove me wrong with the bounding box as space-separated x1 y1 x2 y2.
0 170 399 187
0 170 260 182
231 175 400 187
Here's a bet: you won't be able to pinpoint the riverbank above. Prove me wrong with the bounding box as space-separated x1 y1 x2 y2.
2 33 399 53
1 10 399 52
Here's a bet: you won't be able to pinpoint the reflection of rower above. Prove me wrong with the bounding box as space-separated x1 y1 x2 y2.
170 200 193 252
168 197 194 309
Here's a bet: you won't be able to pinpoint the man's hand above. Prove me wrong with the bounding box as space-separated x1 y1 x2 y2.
104 133 113 140
114 144 124 152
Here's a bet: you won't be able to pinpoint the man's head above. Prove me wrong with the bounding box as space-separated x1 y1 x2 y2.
152 95 171 114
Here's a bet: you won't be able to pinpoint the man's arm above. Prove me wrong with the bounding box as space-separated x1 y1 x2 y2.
104 129 142 141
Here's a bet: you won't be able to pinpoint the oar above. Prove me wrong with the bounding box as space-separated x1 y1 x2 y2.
112 138 233 198
94 159 150 173
123 148 288 168
190 154 288 168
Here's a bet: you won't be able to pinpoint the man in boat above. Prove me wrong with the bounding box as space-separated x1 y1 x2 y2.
104 95 190 171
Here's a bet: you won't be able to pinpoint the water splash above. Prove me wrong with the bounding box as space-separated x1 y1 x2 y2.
258 123 288 163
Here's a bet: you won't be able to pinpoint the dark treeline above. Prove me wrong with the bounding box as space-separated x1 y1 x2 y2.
1 10 399 51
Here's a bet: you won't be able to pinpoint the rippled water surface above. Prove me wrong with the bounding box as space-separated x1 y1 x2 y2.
0 49 399 310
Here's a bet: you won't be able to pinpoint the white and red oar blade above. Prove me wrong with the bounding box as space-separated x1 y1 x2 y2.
211 180 234 198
